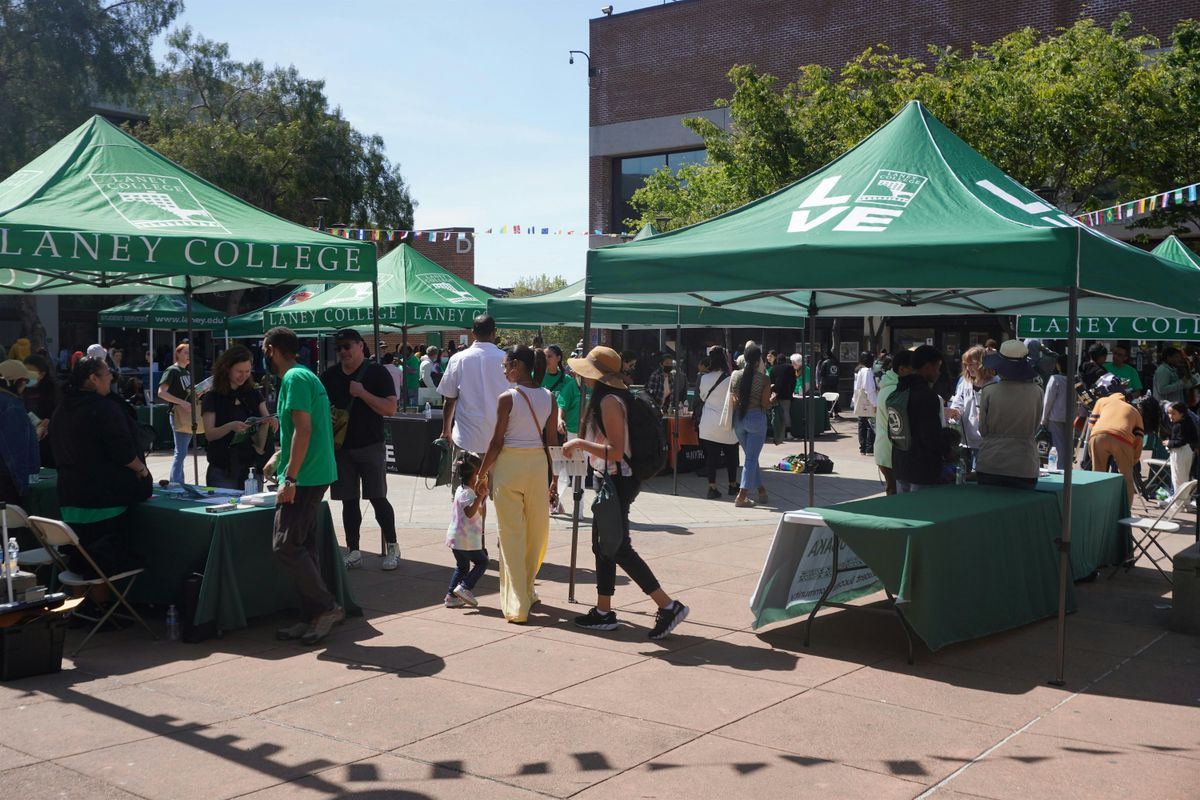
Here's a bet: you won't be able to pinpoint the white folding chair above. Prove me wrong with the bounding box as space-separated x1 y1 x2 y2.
26 516 157 655
1 504 52 571
821 392 841 432
1117 479 1197 584
1 504 58 590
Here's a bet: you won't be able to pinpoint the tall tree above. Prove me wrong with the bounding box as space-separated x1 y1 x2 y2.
628 14 1174 231
135 28 417 312
0 0 181 177
138 28 416 231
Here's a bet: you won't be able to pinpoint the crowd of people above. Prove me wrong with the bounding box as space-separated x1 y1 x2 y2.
7 319 1200 647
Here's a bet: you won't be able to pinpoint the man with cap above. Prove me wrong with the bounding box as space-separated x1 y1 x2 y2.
977 340 1044 489
438 314 511 458
320 328 401 571
0 359 40 504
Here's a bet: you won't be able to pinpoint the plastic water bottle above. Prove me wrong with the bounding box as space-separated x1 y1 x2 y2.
165 605 180 641
423 402 432 420
1047 447 1059 471
6 538 18 576
955 464 965 485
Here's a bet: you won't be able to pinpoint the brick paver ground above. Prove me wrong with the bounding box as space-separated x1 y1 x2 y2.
2 418 1197 799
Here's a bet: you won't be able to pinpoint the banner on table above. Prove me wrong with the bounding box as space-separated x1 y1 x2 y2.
784 525 881 613
1017 314 1200 341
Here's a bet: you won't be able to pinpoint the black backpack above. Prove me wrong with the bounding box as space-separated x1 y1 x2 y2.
626 391 669 480
599 390 669 480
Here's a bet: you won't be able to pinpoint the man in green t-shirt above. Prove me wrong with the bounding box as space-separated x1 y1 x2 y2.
1103 343 1143 397
262 326 342 646
404 346 420 407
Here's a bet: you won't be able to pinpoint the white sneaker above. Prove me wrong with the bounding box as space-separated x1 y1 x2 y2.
453 584 478 607
444 594 466 608
381 543 400 571
344 550 363 569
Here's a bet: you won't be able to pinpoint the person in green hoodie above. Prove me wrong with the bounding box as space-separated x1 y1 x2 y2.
874 349 911 495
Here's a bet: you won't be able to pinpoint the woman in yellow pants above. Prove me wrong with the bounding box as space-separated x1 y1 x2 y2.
476 345 558 623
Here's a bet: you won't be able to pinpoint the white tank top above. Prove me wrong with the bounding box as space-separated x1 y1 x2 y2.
504 386 553 448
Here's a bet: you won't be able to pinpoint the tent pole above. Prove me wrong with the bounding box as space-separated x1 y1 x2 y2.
371 279 382 365
185 277 199 485
808 309 817 508
570 295 594 603
673 310 681 496
1052 280 1079 687
148 329 154 407
622 324 629 351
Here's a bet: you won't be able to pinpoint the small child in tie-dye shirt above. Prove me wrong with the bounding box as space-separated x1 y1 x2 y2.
445 453 488 608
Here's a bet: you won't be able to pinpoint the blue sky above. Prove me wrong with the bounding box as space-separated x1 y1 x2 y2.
161 0 664 287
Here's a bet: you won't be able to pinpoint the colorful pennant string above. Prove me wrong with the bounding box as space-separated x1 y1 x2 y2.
319 227 625 240
1074 181 1200 228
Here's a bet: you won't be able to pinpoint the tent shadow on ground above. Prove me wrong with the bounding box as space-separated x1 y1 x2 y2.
750 573 1198 712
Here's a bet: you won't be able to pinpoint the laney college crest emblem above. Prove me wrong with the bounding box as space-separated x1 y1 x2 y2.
414 272 476 304
90 173 227 232
857 169 928 208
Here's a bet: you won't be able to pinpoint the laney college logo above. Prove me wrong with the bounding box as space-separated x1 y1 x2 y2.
414 272 476 304
786 168 929 234
90 173 228 232
857 170 927 208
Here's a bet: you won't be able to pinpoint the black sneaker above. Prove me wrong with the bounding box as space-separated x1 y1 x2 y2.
727 484 739 497
648 600 689 640
706 486 721 500
574 607 618 631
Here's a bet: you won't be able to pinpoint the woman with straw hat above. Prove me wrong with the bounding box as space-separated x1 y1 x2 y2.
562 346 689 640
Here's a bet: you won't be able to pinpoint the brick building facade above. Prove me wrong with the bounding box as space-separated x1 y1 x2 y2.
587 0 1195 238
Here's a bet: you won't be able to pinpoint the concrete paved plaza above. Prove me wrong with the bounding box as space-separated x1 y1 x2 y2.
3 421 1198 799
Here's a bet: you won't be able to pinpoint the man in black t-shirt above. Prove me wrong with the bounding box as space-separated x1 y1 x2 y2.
321 329 400 571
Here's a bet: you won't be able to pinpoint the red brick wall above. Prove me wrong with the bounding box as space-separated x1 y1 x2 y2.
589 0 1193 127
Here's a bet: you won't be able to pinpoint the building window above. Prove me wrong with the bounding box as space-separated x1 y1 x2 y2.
611 149 705 233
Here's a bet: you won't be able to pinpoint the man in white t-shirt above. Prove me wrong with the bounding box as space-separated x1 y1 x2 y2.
420 346 441 388
438 314 510 454
381 352 404 403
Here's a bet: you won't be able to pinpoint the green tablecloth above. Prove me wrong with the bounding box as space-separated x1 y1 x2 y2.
1034 471 1130 580
814 484 1075 651
788 395 831 439
26 471 358 631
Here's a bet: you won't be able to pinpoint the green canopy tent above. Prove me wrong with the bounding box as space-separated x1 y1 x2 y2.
1152 234 1200 270
264 244 489 337
1016 236 1200 340
226 284 327 338
0 115 377 481
488 278 805 330
98 294 228 395
585 100 1200 685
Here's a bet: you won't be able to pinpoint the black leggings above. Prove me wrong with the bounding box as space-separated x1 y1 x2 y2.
700 439 739 485
342 496 397 551
593 474 661 598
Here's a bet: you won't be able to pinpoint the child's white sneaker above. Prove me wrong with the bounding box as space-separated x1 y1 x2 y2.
444 594 466 608
453 584 478 607
344 549 363 569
